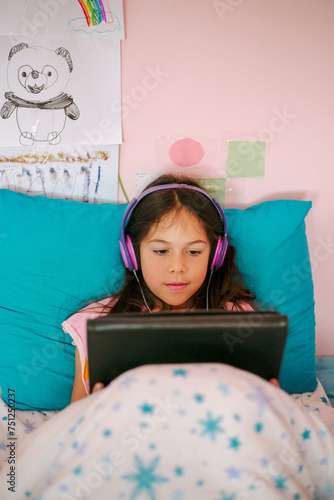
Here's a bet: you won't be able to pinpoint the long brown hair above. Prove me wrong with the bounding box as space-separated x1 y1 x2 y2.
107 174 256 313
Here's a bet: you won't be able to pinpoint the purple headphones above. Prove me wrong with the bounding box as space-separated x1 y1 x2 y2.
119 183 228 272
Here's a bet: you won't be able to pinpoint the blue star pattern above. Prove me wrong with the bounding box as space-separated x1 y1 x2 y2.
122 455 169 499
198 411 225 441
224 465 241 479
139 403 155 414
254 422 263 433
302 429 311 440
172 368 188 377
228 436 241 450
217 492 236 500
194 393 204 403
23 419 37 434
313 477 334 499
245 385 274 416
118 374 139 389
2 363 334 499
272 473 289 491
218 382 230 396
174 466 183 476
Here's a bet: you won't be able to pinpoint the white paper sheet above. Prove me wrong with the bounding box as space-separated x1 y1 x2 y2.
0 35 122 147
0 144 119 202
0 0 124 40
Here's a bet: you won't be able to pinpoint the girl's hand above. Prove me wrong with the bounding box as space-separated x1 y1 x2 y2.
92 382 105 393
269 378 280 388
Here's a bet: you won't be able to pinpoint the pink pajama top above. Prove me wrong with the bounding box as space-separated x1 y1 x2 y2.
62 299 111 394
62 299 253 395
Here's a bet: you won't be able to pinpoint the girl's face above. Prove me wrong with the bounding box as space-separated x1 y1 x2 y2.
140 209 211 310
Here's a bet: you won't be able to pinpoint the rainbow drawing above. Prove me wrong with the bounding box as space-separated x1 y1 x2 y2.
77 0 114 27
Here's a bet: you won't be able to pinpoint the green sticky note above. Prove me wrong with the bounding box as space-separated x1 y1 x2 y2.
198 178 226 207
226 141 265 178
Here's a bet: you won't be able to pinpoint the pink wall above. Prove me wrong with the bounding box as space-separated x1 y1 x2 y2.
119 0 334 355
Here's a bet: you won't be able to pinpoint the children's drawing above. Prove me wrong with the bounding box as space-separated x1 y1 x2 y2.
0 38 121 147
0 0 124 39
0 146 119 203
77 0 115 26
1 43 80 146
70 0 121 34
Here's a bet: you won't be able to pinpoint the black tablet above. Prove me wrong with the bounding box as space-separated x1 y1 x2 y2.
87 309 288 392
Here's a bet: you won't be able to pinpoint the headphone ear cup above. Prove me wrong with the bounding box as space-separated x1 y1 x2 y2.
119 240 130 270
126 235 139 271
210 236 228 271
210 237 222 271
119 235 139 271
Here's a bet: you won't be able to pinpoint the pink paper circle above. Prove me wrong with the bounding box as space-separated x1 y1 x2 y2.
169 138 205 167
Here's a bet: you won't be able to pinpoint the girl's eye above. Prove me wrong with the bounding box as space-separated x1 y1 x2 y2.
188 250 201 256
153 249 168 255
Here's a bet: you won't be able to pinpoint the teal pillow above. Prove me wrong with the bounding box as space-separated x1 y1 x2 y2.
0 192 316 410
0 190 127 410
225 200 316 394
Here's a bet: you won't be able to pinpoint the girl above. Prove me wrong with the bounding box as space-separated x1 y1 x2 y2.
9 176 333 499
63 174 257 402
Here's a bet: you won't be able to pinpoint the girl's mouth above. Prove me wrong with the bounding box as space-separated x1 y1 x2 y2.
165 283 188 292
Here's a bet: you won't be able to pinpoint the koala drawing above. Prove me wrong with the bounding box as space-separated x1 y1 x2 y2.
1 43 80 146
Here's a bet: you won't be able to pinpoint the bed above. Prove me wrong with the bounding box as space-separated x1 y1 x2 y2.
0 189 333 499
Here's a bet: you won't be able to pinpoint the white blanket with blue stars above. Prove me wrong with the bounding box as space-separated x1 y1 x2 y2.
1 363 334 500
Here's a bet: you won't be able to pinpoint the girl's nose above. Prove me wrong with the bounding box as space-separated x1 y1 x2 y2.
168 254 187 273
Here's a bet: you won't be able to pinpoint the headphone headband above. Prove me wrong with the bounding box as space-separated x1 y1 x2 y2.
119 183 228 272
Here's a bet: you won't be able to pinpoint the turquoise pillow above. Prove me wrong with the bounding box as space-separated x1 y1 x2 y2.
0 191 316 410
225 200 316 394
0 190 127 410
